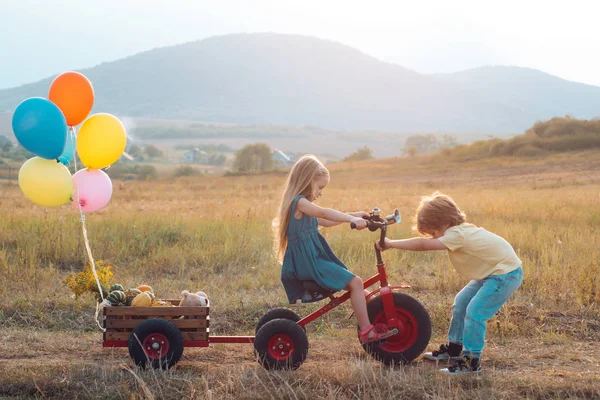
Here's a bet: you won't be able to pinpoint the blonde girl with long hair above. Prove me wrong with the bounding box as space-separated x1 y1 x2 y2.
275 155 396 343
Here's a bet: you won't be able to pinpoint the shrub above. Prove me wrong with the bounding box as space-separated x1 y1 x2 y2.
344 146 373 162
514 145 546 157
233 143 273 172
106 163 158 181
173 165 200 177
440 116 600 160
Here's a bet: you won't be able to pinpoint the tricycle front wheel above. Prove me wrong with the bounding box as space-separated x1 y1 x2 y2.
360 292 431 365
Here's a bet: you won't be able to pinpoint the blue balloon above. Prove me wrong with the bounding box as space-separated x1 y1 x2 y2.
58 129 75 165
12 97 67 160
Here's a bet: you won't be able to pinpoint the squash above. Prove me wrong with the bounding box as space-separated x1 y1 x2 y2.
125 288 142 296
124 288 142 306
131 292 153 307
107 290 126 306
137 285 154 293
151 300 173 307
109 284 125 293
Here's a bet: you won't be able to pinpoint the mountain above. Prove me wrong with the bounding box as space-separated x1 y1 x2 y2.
0 112 11 141
0 33 598 134
433 66 600 121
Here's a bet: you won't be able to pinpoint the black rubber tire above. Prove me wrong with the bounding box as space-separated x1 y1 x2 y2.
361 292 431 365
255 308 302 334
254 318 309 370
128 318 184 370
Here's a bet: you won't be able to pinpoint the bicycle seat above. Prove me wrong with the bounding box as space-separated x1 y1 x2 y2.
301 280 334 303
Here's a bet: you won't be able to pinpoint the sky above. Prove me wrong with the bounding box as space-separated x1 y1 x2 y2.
1 0 599 89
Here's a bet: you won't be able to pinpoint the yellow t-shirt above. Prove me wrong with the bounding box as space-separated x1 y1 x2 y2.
438 223 521 280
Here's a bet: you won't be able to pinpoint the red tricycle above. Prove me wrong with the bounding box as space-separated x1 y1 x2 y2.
253 208 432 369
102 208 431 370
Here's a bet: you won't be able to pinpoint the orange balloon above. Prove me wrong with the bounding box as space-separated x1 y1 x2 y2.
48 72 94 126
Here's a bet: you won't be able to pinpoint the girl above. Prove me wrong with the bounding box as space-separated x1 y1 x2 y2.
275 155 396 343
378 192 523 374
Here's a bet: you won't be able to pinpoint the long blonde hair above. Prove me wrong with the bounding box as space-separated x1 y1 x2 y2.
273 155 329 263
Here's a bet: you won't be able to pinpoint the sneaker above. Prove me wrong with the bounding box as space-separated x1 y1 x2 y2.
423 343 463 361
440 356 481 375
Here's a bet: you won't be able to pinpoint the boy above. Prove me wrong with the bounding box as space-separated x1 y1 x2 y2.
377 192 523 374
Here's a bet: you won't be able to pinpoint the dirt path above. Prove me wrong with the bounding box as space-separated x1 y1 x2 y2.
2 328 598 375
1 328 598 399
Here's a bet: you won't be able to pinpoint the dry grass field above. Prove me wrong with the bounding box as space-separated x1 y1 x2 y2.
0 151 599 399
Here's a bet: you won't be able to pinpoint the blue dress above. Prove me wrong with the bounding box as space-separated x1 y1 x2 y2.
281 195 356 304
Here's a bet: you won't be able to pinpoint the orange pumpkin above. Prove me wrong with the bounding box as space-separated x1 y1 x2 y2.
137 285 154 293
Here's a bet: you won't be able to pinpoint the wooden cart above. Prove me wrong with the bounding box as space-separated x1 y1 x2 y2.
102 299 253 369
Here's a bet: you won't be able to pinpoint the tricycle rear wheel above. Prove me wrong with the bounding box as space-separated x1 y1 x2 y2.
254 318 308 370
255 308 302 333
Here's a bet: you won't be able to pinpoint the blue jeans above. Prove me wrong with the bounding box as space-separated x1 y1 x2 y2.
448 267 523 358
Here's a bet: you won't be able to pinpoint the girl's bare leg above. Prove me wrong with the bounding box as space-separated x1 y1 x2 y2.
346 277 370 330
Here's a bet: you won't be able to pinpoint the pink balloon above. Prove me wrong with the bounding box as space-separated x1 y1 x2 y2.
71 168 113 213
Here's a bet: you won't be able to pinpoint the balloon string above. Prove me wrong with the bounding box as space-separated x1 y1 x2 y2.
69 127 77 174
76 186 106 332
71 128 106 332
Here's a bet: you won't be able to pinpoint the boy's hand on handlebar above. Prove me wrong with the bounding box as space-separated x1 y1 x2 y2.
375 237 392 251
350 217 367 230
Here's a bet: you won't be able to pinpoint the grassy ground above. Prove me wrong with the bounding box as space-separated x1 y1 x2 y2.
0 151 599 399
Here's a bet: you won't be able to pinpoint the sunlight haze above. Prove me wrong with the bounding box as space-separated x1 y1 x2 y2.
1 0 599 89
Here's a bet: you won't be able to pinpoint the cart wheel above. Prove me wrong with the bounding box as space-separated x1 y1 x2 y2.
254 318 308 370
128 318 184 370
360 292 431 365
255 308 302 334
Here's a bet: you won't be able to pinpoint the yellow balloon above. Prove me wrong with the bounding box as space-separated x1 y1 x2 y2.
77 113 127 169
18 157 74 207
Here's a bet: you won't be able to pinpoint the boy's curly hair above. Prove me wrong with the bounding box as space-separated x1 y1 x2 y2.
413 192 466 234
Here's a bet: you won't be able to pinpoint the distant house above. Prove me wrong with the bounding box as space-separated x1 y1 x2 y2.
273 149 294 167
184 149 198 163
184 148 208 163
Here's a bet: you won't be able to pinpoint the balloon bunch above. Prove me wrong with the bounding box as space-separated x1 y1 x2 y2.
13 72 126 212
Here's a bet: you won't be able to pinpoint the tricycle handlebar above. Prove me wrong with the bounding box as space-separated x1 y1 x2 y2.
350 208 401 230
350 208 401 250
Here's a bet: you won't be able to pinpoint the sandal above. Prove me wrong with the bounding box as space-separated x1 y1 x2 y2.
359 324 398 344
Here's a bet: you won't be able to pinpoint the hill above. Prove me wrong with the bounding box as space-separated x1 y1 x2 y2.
434 66 600 120
0 111 11 140
0 33 585 134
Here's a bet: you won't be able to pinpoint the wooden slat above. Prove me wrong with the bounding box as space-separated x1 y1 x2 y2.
104 306 208 317
106 319 208 329
104 330 209 342
156 299 210 307
103 340 211 348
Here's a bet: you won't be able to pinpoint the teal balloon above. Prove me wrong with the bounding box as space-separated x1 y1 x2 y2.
58 131 75 165
12 97 67 160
